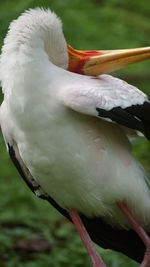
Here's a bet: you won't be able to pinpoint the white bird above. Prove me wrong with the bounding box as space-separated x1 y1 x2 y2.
1 8 150 267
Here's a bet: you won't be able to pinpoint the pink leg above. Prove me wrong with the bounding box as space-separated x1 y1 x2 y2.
118 202 150 267
69 209 106 267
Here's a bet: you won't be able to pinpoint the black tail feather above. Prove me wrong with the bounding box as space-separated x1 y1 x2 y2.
81 215 145 263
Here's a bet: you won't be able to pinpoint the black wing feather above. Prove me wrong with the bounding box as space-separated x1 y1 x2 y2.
8 143 145 263
126 102 150 123
96 101 150 140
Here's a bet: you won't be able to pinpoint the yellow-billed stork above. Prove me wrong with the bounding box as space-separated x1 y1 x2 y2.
1 8 150 267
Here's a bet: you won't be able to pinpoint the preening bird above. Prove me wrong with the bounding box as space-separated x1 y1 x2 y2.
1 8 150 267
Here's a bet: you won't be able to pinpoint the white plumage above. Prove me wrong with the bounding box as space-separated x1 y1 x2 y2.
61 74 147 113
1 8 150 265
0 7 150 225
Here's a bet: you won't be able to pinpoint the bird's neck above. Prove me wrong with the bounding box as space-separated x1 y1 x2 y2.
0 9 68 94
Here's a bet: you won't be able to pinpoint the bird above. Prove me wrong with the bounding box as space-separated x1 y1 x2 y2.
1 7 150 267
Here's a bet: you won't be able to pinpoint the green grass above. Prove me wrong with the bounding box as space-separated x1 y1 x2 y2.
0 0 150 266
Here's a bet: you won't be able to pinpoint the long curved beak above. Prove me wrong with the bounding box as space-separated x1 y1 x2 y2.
67 45 150 76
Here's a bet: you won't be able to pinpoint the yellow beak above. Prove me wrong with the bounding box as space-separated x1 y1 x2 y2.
67 45 150 76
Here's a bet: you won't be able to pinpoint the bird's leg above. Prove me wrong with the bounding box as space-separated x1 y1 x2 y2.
69 209 106 267
118 202 150 267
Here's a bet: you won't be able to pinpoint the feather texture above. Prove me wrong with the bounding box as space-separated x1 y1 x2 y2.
8 142 146 263
0 8 150 264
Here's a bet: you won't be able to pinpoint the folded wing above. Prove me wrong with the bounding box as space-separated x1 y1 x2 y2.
61 74 150 139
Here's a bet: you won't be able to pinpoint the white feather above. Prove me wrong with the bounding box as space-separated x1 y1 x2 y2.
60 74 147 114
0 8 150 230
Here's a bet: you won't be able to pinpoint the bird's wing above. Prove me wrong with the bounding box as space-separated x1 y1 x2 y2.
61 74 150 139
6 139 71 219
7 140 49 199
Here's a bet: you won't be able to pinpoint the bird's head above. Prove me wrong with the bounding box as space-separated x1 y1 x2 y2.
1 7 150 81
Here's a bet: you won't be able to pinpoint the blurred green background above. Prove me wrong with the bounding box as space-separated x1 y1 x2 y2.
0 0 150 266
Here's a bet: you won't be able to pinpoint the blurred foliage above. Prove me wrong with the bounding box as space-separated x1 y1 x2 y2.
0 0 150 266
